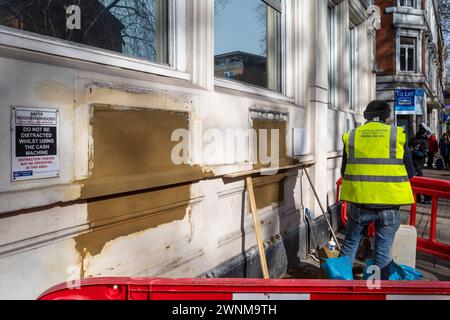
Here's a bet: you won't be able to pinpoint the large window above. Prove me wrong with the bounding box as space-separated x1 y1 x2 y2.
214 0 282 92
328 5 336 108
0 0 169 65
349 25 357 111
399 36 416 72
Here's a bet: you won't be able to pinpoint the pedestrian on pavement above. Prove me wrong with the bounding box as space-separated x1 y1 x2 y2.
339 100 416 280
439 133 450 170
409 123 429 176
409 124 431 204
427 133 438 169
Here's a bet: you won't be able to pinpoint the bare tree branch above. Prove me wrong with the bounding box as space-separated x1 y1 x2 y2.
82 0 121 39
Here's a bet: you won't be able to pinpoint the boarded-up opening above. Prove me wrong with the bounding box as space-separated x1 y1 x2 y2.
252 118 292 169
251 117 291 210
81 105 205 199
253 173 285 210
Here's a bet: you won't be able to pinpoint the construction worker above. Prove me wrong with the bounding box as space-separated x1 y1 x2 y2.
339 100 416 280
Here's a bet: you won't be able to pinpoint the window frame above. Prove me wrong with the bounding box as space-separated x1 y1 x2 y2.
396 30 422 75
398 0 416 8
348 23 357 112
262 0 282 12
214 0 292 101
400 37 415 72
399 36 417 73
327 4 337 109
0 0 188 80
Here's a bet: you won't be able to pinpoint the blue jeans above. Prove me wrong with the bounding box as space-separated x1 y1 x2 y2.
339 205 400 270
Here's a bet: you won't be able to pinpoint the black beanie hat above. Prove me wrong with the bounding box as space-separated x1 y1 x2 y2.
364 100 391 121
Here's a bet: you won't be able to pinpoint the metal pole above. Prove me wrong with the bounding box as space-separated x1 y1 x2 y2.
303 169 341 251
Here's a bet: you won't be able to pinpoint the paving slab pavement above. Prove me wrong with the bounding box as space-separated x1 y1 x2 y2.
401 168 450 280
286 168 450 281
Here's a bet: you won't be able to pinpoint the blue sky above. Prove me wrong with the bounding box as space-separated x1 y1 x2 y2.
214 0 266 56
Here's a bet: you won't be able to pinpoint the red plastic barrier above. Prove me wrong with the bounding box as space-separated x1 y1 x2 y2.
409 177 450 260
38 278 450 300
336 176 450 261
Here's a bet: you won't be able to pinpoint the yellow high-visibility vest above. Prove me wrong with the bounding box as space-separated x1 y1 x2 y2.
341 122 414 206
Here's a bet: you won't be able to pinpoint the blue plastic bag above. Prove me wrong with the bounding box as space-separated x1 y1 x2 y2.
321 256 354 280
363 259 423 281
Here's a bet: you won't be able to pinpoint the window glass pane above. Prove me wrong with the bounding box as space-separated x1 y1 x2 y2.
399 0 414 7
214 0 282 92
399 37 415 72
328 6 336 107
400 47 406 71
349 26 356 110
0 0 169 64
408 48 414 71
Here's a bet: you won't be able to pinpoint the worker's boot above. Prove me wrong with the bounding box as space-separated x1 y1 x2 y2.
352 262 366 280
380 261 394 280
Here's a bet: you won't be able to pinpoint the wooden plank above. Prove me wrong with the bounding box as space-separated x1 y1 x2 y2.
246 177 270 279
224 161 315 179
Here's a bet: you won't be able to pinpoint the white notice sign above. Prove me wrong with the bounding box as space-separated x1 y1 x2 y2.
11 106 60 181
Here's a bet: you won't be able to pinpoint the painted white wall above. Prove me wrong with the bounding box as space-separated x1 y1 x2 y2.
0 0 375 299
326 0 376 202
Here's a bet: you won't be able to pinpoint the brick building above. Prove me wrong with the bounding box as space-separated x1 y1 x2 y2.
214 51 268 88
375 0 446 138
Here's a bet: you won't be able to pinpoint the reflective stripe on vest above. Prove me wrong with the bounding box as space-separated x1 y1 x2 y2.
341 122 414 206
343 175 409 183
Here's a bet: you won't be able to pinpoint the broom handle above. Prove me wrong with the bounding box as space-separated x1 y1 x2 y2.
303 169 341 251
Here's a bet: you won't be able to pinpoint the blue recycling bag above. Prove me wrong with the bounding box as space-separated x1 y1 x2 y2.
321 256 354 280
363 259 423 281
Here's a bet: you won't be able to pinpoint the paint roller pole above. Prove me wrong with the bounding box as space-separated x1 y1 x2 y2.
246 177 270 279
303 169 341 251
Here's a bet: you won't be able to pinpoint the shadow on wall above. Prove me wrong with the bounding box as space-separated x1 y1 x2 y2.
234 170 302 279
276 171 302 275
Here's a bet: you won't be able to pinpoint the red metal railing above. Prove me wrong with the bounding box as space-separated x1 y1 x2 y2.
336 176 450 261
